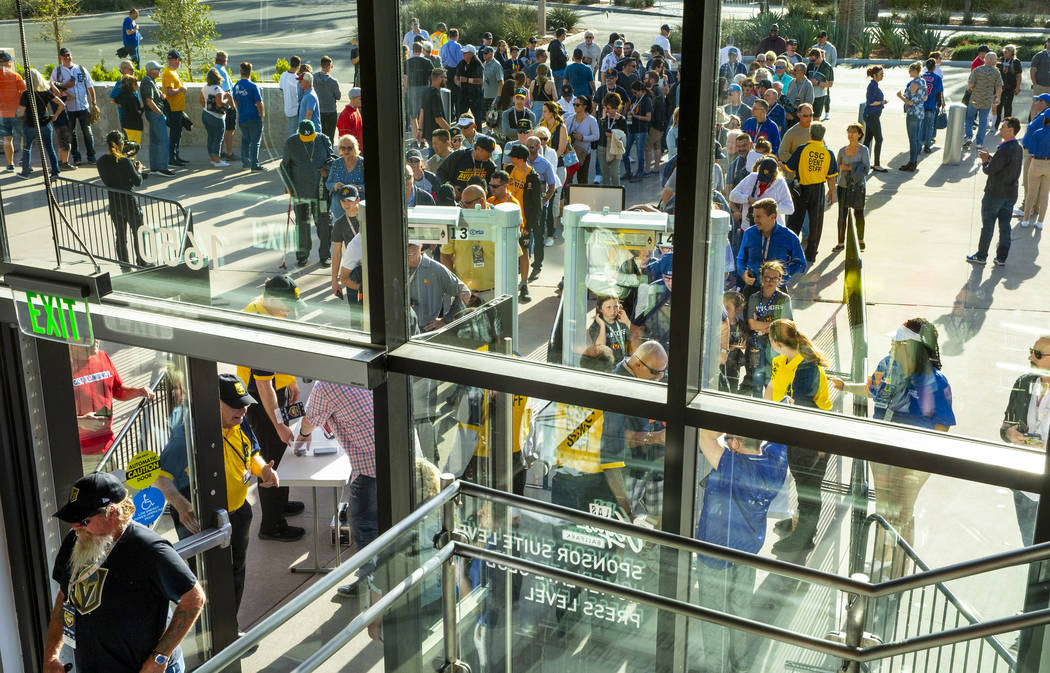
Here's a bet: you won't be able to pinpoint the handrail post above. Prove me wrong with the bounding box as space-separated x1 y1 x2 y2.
841 572 869 673
439 473 467 673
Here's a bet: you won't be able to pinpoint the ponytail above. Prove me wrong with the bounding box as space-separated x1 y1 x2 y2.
770 319 830 368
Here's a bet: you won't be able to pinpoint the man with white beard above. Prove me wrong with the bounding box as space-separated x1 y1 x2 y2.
44 472 205 673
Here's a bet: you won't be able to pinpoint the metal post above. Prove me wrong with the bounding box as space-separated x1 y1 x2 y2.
857 102 866 125
439 473 463 673
841 572 870 673
942 103 967 166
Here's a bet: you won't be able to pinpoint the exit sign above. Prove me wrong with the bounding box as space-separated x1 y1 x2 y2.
15 291 93 346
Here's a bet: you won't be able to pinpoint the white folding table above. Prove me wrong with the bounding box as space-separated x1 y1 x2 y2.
277 431 352 574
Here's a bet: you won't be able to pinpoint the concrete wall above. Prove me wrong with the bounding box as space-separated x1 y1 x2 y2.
92 81 335 154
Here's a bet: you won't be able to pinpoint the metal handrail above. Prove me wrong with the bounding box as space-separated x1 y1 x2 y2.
197 478 1050 672
865 513 1018 667
191 480 460 673
95 370 167 474
173 509 231 559
460 480 1050 599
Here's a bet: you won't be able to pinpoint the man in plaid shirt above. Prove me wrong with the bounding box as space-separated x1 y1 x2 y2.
296 380 376 597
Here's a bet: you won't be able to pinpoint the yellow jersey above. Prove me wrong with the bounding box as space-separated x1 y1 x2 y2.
160 67 185 111
222 422 265 511
236 299 296 391
769 353 832 410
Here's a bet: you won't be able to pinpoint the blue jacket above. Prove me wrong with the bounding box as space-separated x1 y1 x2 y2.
1023 107 1050 159
736 224 807 286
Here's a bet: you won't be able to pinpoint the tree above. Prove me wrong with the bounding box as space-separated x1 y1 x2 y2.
30 0 81 57
149 0 220 81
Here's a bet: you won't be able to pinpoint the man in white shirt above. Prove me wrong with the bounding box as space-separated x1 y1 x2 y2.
652 24 675 62
279 54 302 138
579 31 602 75
402 17 430 49
718 36 737 68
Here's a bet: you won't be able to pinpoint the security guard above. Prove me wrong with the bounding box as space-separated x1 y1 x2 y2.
156 374 280 624
237 275 307 541
784 121 838 263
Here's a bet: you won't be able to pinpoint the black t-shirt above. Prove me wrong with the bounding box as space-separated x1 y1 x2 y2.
420 86 446 139
333 213 359 245
19 90 52 127
549 39 568 71
435 147 495 190
594 84 629 110
626 93 653 134
455 58 483 97
405 55 433 88
116 90 144 131
52 524 197 673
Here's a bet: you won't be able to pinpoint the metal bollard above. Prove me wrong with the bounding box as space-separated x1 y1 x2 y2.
942 103 967 166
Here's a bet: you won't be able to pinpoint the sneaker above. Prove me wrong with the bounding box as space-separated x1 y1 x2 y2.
821 113 830 121
872 165 887 173
993 257 1006 266
211 160 230 167
83 158 96 165
544 236 554 247
172 158 189 166
922 145 932 153
962 140 972 149
337 581 364 598
1021 219 1031 228
1035 221 1044 230
528 267 541 282
258 524 306 542
1013 207 1025 217
59 162 76 170
965 254 987 265
283 500 306 516
771 531 816 555
5 165 12 171
518 281 531 303
155 169 176 177
15 171 30 180
250 165 265 172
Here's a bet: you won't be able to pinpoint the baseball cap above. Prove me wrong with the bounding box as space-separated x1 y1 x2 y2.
481 31 493 39
561 83 573 95
449 127 462 139
59 47 71 56
457 116 476 127
348 87 362 99
406 148 424 162
756 157 778 184
787 38 798 45
509 144 530 160
264 274 308 311
727 83 742 92
337 184 360 201
770 23 779 30
818 30 828 37
514 87 528 98
529 36 538 44
463 44 477 54
614 39 624 48
661 23 671 31
604 68 618 78
0 52 10 63
473 135 495 153
977 44 990 53
480 46 493 55
516 119 533 132
297 71 313 83
758 79 773 89
144 60 163 71
1035 93 1050 105
167 49 181 60
54 472 128 524
297 119 317 140
218 373 256 409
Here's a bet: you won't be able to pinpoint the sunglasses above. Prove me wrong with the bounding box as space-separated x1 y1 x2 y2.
573 102 585 107
1032 348 1048 360
632 356 667 377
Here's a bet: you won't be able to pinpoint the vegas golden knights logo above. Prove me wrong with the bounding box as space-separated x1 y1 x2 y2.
69 568 109 614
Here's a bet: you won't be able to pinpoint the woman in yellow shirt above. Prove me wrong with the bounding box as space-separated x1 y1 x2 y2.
764 318 833 555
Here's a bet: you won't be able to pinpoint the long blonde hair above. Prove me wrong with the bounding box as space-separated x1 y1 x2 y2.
769 319 830 368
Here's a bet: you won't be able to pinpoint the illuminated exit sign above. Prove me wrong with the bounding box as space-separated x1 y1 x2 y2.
15 291 93 346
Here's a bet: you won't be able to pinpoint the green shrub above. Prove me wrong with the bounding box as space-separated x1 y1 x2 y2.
950 41 1041 61
984 9 1008 26
90 61 121 82
546 7 579 32
668 24 682 53
961 11 974 25
403 0 545 47
874 18 908 59
785 0 816 19
271 58 289 83
912 8 950 24
902 15 948 56
852 29 876 59
1009 13 1035 27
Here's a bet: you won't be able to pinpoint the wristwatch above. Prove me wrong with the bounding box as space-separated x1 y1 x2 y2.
153 652 169 665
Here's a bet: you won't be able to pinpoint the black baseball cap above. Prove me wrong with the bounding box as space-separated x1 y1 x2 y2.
167 49 181 60
473 135 496 153
337 184 359 201
660 24 671 31
406 148 424 162
54 472 128 523
263 274 308 311
59 47 71 56
509 144 530 160
757 157 778 184
482 32 493 39
529 36 537 43
219 373 256 409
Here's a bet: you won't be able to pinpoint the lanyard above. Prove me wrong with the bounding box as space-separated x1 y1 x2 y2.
761 233 771 261
223 429 251 472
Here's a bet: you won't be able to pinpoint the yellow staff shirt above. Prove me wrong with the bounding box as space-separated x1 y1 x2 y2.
222 423 265 511
161 67 186 111
769 353 832 410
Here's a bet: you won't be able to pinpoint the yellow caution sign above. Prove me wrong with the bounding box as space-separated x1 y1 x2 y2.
125 450 161 490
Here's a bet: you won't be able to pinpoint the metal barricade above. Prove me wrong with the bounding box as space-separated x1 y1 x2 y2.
51 176 192 269
95 369 173 474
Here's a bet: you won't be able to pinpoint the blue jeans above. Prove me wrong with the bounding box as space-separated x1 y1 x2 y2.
349 475 378 579
287 114 298 138
146 110 168 171
239 119 262 168
202 112 224 158
1014 490 1038 547
623 131 647 177
125 43 140 67
20 122 59 176
921 108 936 148
964 104 991 147
905 114 922 164
976 195 1016 261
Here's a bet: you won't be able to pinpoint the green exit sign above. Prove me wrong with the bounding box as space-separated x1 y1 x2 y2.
15 291 94 346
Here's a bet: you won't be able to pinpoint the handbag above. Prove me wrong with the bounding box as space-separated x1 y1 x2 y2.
935 110 948 130
844 175 865 210
116 46 129 59
562 149 579 168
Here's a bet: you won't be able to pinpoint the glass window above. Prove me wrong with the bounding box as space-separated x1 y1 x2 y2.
399 4 684 377
1 14 367 335
699 5 1050 459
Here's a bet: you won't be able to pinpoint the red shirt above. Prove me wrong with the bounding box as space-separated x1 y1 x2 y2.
71 350 127 455
336 104 363 152
970 56 984 71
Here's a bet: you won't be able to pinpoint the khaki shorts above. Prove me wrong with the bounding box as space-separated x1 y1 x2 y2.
645 127 663 151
